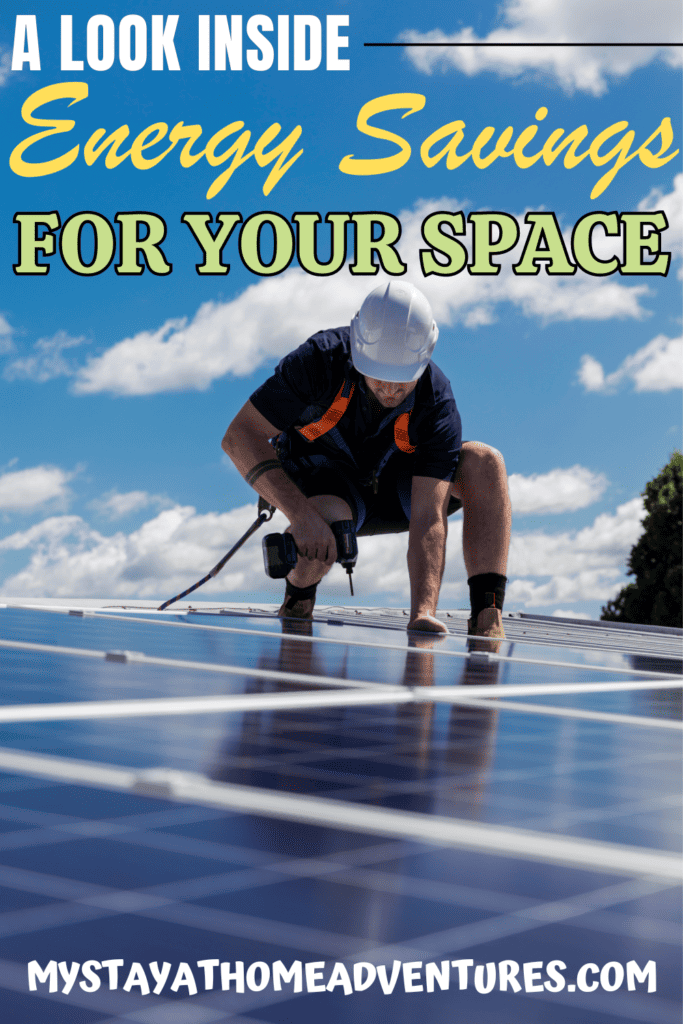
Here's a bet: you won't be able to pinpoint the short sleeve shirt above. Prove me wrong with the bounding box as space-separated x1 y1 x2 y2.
249 328 461 483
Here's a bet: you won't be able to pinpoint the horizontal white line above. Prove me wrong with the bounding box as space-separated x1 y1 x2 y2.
0 678 679 723
0 748 136 789
0 689 411 722
452 697 683 730
0 747 678 881
0 638 390 693
414 679 682 701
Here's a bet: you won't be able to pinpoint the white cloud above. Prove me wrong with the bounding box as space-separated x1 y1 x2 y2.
4 331 87 382
508 465 608 513
579 334 683 392
551 609 592 619
0 314 14 355
72 198 650 396
509 570 626 605
626 336 683 391
0 465 75 512
506 496 646 605
0 500 417 603
72 277 360 395
577 353 607 391
577 175 682 395
400 0 682 95
0 504 290 599
0 494 645 612
89 490 173 520
511 497 645 571
0 50 10 88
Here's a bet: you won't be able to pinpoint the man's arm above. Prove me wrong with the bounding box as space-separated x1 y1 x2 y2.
407 475 452 633
222 401 337 563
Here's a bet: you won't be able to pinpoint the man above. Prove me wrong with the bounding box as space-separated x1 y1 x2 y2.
222 282 511 636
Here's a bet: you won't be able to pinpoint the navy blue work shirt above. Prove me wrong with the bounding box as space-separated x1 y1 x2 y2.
249 328 462 485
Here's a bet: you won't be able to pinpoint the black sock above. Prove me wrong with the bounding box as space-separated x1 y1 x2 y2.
468 573 507 622
284 579 318 609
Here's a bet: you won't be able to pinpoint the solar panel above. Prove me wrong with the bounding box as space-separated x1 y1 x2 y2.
0 600 680 1024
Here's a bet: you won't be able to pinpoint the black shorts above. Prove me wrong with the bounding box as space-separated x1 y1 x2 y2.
282 454 462 537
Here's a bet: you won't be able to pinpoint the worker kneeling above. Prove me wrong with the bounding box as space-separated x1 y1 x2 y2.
222 282 511 637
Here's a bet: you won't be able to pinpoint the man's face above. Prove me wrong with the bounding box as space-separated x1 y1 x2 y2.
363 376 417 408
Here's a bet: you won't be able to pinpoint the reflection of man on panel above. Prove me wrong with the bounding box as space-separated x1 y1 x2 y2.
223 282 511 636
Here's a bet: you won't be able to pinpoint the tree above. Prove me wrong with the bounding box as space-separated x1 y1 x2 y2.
601 451 682 628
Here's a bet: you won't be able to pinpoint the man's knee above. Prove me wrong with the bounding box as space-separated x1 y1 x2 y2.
285 493 353 585
452 442 508 500
308 493 354 524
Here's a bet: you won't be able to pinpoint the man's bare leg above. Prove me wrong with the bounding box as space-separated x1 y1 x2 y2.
451 441 512 637
279 494 354 618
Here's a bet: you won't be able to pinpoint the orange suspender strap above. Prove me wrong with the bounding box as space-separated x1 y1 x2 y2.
297 381 355 442
298 379 415 453
394 412 415 453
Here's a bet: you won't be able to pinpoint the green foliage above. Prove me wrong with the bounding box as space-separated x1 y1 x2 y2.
601 451 682 628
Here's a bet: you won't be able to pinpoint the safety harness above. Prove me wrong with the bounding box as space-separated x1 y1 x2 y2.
296 379 416 478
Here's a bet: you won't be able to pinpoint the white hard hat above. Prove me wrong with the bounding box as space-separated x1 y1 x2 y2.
350 282 439 382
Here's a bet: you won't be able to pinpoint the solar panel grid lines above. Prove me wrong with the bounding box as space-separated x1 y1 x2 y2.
0 610 680 696
2 711 676 788
0 744 679 880
0 787 674 919
57 608 683 674
0 603 680 1024
0 636 407 694
0 830 680 1024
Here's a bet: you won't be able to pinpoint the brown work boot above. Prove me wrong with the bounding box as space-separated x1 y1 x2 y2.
277 580 317 620
467 607 504 655
467 606 505 639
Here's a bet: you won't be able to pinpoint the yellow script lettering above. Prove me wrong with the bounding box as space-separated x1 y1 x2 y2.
10 81 88 178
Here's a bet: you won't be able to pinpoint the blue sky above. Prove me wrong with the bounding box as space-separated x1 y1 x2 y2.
1 0 681 617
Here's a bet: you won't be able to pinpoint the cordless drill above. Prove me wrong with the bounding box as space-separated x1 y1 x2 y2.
262 520 358 595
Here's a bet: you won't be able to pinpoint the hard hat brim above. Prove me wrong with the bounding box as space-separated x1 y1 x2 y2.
350 347 431 383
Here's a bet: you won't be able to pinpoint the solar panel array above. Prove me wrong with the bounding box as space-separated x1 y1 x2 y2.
0 599 680 1024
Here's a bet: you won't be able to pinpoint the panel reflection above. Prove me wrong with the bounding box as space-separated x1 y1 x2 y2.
207 622 503 824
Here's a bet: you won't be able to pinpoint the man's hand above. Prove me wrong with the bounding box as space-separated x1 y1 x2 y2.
407 612 448 634
288 506 337 564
